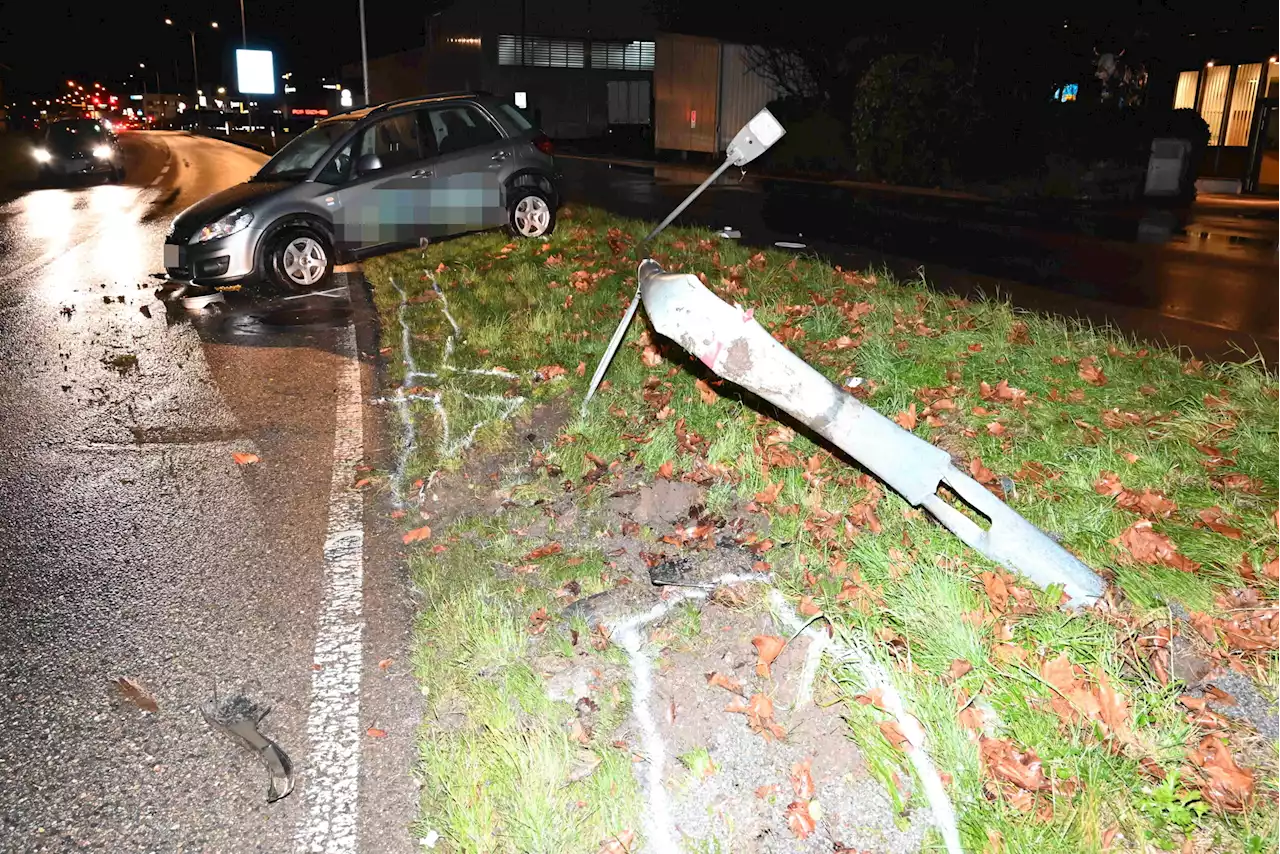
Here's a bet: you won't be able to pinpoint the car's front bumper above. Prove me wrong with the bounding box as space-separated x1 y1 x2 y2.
42 155 115 175
164 227 261 285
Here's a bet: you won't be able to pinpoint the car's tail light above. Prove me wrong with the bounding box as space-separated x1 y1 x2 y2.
532 132 553 155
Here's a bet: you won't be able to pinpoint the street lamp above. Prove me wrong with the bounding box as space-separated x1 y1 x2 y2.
166 17 220 102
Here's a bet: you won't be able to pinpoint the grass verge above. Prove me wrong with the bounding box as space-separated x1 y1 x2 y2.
366 205 1277 854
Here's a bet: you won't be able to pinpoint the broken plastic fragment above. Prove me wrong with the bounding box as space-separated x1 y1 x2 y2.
200 693 295 802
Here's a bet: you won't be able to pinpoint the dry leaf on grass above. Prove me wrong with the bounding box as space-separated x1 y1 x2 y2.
798 595 822 617
521 542 563 561
694 378 718 405
597 829 637 854
980 571 1009 616
879 721 911 751
657 461 674 479
969 457 996 484
1113 521 1199 572
752 635 785 677
754 481 783 504
785 800 816 839
705 671 745 697
114 677 159 713
1077 356 1107 386
894 403 918 430
980 737 1052 791
527 607 551 635
1187 735 1254 812
402 526 432 544
231 452 260 465
1197 507 1243 539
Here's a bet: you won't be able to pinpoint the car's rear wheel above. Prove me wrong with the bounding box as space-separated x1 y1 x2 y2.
506 187 556 239
267 225 334 292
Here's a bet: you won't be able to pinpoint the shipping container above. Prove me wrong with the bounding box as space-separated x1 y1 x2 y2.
654 33 720 153
655 34 781 154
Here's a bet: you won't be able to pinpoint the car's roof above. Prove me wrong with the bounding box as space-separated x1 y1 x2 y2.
320 91 494 125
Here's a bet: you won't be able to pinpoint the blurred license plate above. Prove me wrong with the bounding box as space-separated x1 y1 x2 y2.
164 244 183 268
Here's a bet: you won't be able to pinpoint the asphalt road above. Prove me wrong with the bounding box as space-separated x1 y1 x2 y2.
0 132 418 853
558 156 1279 364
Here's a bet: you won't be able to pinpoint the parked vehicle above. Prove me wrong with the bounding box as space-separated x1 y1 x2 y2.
164 92 561 291
33 118 124 184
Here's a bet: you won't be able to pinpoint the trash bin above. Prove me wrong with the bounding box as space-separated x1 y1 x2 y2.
1144 137 1192 197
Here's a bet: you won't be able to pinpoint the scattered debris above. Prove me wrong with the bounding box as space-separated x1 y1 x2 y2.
113 677 159 713
102 353 138 375
200 693 295 802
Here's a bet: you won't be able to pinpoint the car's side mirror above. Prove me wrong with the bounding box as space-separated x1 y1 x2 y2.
354 153 383 176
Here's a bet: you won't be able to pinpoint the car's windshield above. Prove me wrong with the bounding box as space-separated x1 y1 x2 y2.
47 120 106 151
256 120 355 181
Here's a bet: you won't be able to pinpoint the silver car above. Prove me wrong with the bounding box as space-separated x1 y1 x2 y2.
165 92 560 291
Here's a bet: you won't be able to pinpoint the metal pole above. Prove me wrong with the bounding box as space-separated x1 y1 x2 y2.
239 0 247 47
358 0 371 105
190 30 201 103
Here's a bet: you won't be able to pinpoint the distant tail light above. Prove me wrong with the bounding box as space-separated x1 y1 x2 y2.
532 132 553 155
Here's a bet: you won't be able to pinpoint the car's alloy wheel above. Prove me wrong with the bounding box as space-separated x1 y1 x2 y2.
281 236 329 287
512 194 552 237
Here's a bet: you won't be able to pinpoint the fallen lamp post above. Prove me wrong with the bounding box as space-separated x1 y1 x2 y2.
634 258 1106 606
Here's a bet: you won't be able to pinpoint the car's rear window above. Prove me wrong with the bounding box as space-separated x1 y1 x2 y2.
494 103 534 135
49 120 105 138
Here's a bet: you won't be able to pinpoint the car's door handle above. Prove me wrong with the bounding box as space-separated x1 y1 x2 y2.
490 151 508 162
411 168 433 178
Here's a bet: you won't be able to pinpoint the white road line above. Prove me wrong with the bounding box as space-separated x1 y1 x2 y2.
294 324 366 854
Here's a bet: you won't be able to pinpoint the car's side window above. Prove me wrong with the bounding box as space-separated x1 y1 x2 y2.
315 139 355 184
353 113 424 171
419 105 503 157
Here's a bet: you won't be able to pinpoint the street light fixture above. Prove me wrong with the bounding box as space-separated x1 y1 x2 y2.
166 17 220 102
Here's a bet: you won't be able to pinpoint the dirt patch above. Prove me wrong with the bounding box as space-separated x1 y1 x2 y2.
610 479 704 526
624 596 933 853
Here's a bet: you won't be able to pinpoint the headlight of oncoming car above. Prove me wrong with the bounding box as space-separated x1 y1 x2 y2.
33 148 52 163
194 208 254 243
93 145 112 159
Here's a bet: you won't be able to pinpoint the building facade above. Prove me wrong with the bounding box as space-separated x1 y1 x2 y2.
343 0 656 139
1169 56 1278 191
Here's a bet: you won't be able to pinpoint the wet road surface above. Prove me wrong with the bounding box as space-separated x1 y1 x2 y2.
0 133 418 853
559 156 1278 364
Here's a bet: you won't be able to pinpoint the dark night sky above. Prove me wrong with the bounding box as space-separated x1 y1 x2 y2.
0 0 442 97
2 0 1274 100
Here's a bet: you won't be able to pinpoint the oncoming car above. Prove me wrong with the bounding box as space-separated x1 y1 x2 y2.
34 119 124 183
164 92 560 291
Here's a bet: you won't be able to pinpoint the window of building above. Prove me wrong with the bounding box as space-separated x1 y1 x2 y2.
590 40 656 71
1173 71 1199 110
498 35 585 68
1198 65 1231 145
1225 63 1262 146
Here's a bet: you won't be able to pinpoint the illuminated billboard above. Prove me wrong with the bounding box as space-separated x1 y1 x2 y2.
236 49 276 95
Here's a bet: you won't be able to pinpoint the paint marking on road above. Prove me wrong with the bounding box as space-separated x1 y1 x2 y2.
294 324 366 854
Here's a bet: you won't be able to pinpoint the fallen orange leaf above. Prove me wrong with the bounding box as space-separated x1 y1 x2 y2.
366 727 388 738
752 635 786 677
785 800 816 839
232 452 260 465
894 403 918 430
1187 735 1254 812
798 595 822 617
402 526 432 544
790 757 815 798
522 542 563 561
694 378 718 405
969 457 996 484
754 481 783 505
980 571 1009 616
705 671 746 697
377 658 393 670
596 830 636 854
657 461 674 479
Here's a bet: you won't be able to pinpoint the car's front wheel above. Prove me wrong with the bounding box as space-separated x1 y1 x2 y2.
266 225 334 292
506 187 556 239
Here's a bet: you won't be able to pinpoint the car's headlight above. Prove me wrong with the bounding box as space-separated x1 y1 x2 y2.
93 145 113 159
194 208 254 243
33 148 52 163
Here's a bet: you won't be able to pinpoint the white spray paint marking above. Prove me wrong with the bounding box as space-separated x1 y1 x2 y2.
608 573 771 853
385 273 532 506
294 325 366 854
769 590 962 854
